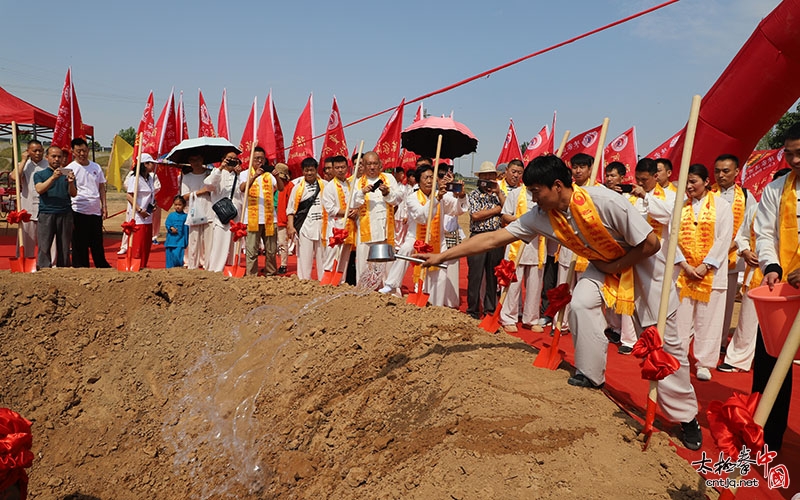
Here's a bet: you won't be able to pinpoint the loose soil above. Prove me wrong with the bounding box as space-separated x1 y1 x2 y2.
0 269 716 499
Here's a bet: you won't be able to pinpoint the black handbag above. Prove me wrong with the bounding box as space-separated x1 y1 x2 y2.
212 173 238 225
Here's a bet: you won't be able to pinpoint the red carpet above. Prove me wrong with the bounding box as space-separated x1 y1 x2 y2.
1 231 798 498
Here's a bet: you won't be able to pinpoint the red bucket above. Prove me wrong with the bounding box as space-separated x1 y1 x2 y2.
748 283 800 360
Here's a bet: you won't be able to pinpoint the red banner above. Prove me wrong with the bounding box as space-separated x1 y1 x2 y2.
52 68 85 152
217 88 230 140
176 91 189 142
273 97 286 164
257 91 278 164
399 102 424 171
154 90 180 210
374 98 405 170
287 94 315 178
604 126 637 183
742 148 786 201
522 125 551 164
198 89 216 138
496 119 522 165
239 97 258 165
647 129 683 163
320 96 349 162
561 124 602 165
133 91 157 163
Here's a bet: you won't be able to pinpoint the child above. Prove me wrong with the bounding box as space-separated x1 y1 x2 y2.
165 195 189 268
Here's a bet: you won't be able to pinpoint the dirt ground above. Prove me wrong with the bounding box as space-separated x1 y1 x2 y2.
0 269 716 500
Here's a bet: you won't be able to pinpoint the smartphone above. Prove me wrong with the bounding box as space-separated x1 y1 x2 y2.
445 182 463 193
619 184 634 193
477 179 497 190
370 179 384 192
146 203 156 214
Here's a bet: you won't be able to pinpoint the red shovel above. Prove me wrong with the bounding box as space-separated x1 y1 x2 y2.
223 237 246 277
8 122 37 273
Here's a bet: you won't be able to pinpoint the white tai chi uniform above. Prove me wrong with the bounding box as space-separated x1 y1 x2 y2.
506 186 698 423
722 202 759 370
182 171 213 269
441 213 465 308
321 177 354 283
287 178 327 280
675 193 733 371
394 183 411 250
500 187 545 327
352 174 403 284
15 157 48 259
204 167 243 272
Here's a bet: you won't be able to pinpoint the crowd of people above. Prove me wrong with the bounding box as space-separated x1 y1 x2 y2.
8 124 800 453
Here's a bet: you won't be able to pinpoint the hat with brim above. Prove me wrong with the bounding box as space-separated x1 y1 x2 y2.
140 153 157 164
474 161 497 175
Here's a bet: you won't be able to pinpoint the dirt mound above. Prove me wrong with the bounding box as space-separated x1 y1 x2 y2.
0 269 715 499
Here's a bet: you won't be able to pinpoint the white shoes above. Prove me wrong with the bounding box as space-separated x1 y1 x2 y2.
696 367 712 381
378 285 393 294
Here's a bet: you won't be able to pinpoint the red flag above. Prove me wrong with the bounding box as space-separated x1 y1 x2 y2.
273 98 286 163
496 119 523 165
399 102 424 170
154 90 180 209
257 91 278 163
217 88 230 140
604 127 637 183
133 91 157 163
52 68 86 152
561 124 603 166
647 129 684 162
320 96 349 162
522 125 550 164
287 94 315 178
374 98 405 170
239 97 258 164
741 148 786 201
548 110 557 154
176 91 190 142
198 89 216 138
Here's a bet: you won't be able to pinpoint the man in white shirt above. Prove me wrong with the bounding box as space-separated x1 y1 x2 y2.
287 158 327 280
9 139 47 259
69 138 110 268
241 151 284 276
321 155 355 283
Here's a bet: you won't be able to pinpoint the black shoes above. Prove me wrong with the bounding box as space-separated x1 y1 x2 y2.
618 345 633 355
604 328 621 344
716 363 744 373
680 419 703 451
567 373 604 389
277 265 287 274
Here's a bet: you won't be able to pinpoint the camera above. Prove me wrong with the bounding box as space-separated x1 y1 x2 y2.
370 179 384 192
445 182 463 193
619 184 634 193
477 179 497 190
226 157 240 166
145 203 157 214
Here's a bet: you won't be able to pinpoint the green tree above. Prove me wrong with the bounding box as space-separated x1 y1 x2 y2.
118 127 136 147
757 102 800 149
520 141 529 154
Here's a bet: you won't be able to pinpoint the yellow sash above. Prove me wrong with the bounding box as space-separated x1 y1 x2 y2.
665 182 677 193
412 190 441 282
712 184 746 269
357 173 395 246
334 178 355 245
293 179 327 244
677 192 716 302
247 174 274 235
548 186 635 314
629 183 666 240
742 217 763 289
507 189 547 268
778 172 800 274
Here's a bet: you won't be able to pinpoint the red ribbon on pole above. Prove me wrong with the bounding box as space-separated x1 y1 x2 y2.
6 210 31 225
707 392 764 458
631 326 680 380
328 227 348 247
0 408 33 497
229 222 248 242
413 239 434 254
121 220 139 236
494 259 518 288
544 283 572 318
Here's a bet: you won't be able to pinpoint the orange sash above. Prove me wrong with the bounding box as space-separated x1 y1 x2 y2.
293 179 328 244
507 189 547 268
357 173 395 246
548 186 635 315
247 174 274 235
712 184 746 269
742 217 763 289
677 192 717 302
629 183 666 240
412 190 441 282
778 172 800 274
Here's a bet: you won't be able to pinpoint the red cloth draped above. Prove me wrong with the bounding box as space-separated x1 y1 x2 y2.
229 222 248 242
631 326 680 380
544 283 572 318
328 227 348 247
6 210 31 224
494 259 518 288
413 239 434 254
0 408 33 498
121 220 138 236
707 392 765 458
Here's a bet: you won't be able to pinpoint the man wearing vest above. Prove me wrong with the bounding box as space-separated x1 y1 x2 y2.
287 157 328 280
241 151 285 276
418 155 702 451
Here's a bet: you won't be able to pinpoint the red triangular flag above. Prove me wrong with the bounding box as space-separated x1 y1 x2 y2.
374 98 405 170
647 129 685 181
522 125 550 164
133 91 157 163
154 90 180 209
561 124 603 165
273 97 286 164
287 94 315 178
176 91 190 142
52 68 86 152
604 127 637 183
239 97 258 164
548 111 557 154
496 119 522 165
320 96 349 163
257 90 278 163
217 88 230 140
198 89 216 138
399 102 424 170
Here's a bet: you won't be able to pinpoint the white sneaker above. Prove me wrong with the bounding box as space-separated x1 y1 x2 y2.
117 249 127 255
378 285 393 294
696 367 712 381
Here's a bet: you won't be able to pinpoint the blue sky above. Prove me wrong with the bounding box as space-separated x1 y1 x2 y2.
0 0 786 175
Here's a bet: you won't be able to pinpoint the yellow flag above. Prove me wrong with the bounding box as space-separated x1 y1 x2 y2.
107 135 133 192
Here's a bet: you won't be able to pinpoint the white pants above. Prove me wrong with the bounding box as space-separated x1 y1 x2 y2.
206 223 234 273
356 241 388 285
604 312 637 347
676 290 726 369
500 264 544 326
384 237 415 289
570 276 698 423
442 258 461 308
297 234 324 280
723 289 758 370
187 222 213 269
722 270 740 340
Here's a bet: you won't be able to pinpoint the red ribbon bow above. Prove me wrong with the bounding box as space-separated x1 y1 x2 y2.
328 227 348 247
121 220 139 235
413 239 434 254
494 259 518 288
6 210 31 225
229 222 248 242
0 408 33 496
707 392 764 458
631 326 681 380
544 283 572 318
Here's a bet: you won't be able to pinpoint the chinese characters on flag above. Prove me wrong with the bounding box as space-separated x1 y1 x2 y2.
320 96 348 162
374 98 405 170
198 89 216 138
287 94 315 178
496 119 522 165
133 91 157 164
52 68 86 155
741 148 786 201
154 90 181 209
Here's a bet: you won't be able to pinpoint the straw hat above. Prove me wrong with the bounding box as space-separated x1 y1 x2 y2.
474 161 497 175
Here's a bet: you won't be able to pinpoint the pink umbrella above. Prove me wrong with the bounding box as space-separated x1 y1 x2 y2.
401 116 478 159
